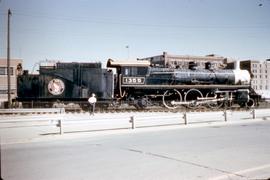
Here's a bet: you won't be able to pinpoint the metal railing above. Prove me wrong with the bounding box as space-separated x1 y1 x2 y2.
0 108 65 114
0 108 270 135
0 108 65 134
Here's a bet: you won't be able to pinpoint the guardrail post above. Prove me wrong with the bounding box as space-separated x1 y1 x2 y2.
251 108 256 119
59 108 65 135
183 112 188 125
58 120 63 135
224 110 227 122
60 108 65 114
130 116 135 129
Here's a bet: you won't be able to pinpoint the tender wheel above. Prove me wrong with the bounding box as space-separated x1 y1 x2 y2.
184 89 203 109
206 91 224 109
162 89 182 109
134 97 149 110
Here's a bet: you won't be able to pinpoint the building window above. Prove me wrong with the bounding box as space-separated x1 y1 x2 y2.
0 67 5 75
0 67 14 75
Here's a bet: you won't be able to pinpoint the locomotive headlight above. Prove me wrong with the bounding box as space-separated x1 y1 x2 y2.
233 69 251 85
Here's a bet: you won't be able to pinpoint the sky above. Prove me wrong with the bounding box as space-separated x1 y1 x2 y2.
0 0 270 71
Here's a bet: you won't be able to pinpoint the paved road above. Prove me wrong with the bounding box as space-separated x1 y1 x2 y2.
1 120 270 180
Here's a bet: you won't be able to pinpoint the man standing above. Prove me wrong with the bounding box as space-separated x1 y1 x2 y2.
88 93 97 115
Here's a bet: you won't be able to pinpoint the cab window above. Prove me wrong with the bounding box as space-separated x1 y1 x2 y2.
122 67 148 76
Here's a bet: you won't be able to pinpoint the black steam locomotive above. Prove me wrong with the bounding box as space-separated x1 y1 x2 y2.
107 59 255 109
16 59 257 110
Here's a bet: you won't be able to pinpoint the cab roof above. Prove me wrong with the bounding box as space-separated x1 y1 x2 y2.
107 59 150 68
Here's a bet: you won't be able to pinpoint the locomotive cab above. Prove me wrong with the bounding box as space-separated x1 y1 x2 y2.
107 59 150 89
107 59 151 108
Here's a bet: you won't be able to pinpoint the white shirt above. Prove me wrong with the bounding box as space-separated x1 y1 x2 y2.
88 96 97 104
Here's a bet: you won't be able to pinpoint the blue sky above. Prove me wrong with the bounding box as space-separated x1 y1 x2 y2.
0 0 270 70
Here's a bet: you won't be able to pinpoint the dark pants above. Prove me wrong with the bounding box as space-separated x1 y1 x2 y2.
89 103 95 115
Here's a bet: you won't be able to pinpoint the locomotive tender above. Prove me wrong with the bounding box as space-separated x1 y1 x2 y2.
17 59 255 109
17 62 113 108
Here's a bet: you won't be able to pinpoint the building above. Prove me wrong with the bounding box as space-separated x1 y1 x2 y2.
241 59 270 99
0 58 23 103
138 52 230 69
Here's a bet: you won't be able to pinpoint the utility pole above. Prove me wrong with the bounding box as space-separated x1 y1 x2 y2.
0 139 3 180
7 9 12 108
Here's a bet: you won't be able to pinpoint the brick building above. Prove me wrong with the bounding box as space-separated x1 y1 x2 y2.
0 58 23 102
138 52 230 69
240 59 270 99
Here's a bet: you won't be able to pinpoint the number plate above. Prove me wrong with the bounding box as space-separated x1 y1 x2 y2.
122 77 145 85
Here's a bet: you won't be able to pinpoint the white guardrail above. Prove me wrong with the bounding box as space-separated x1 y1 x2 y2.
0 108 270 135
0 108 65 134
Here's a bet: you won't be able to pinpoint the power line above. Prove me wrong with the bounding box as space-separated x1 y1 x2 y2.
11 11 270 29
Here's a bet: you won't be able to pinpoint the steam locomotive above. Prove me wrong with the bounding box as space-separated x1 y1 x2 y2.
16 59 257 110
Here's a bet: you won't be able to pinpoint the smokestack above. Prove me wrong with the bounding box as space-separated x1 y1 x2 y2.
234 61 240 70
